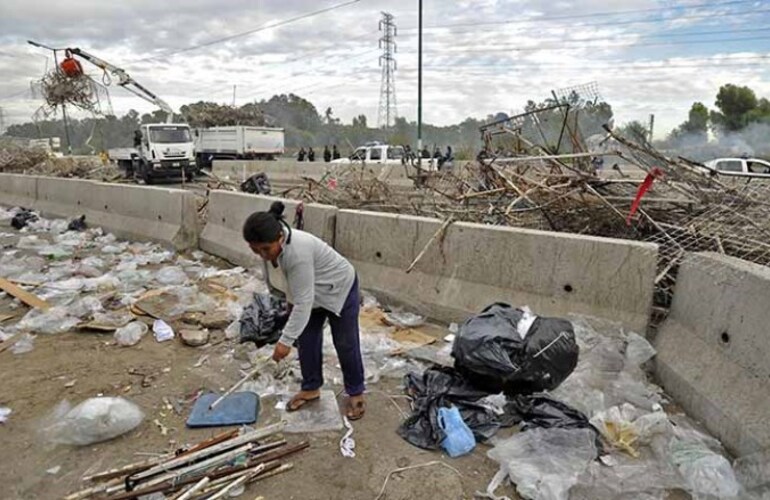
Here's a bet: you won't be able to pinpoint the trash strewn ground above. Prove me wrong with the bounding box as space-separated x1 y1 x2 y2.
0 208 762 499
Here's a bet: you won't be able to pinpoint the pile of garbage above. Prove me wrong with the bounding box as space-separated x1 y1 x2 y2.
0 206 266 355
395 304 764 500
0 142 108 178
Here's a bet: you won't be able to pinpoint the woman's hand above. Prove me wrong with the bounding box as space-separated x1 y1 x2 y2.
272 341 291 362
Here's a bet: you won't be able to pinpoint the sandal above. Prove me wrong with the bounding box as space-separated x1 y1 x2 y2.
286 392 320 412
346 397 366 421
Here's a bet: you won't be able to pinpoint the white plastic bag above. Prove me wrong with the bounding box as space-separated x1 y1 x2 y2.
115 322 149 347
40 397 144 445
670 439 740 499
153 319 174 342
487 427 597 500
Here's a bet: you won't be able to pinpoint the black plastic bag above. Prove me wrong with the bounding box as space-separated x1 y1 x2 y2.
240 172 272 195
67 215 87 232
452 303 578 395
397 367 507 450
238 293 290 347
11 208 38 230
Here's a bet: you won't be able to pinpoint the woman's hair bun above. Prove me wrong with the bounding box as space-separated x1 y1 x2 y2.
268 201 285 218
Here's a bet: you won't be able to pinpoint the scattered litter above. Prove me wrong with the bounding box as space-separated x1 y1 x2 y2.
282 390 343 433
153 319 175 342
153 419 169 436
67 215 87 232
0 406 11 423
64 380 77 388
624 332 657 366
156 266 188 286
670 437 741 499
238 293 290 347
11 208 38 230
444 333 455 343
46 465 61 475
11 333 35 354
40 397 144 446
391 328 436 347
487 427 598 500
339 416 356 458
115 322 149 347
240 172 272 195
383 310 425 328
193 354 210 368
0 277 51 310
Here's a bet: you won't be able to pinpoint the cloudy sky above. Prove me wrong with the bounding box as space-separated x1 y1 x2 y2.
1 0 769 137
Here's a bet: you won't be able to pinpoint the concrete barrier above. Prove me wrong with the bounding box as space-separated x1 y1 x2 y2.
200 191 338 270
0 174 200 249
335 210 658 333
655 252 770 456
0 173 37 209
212 159 413 190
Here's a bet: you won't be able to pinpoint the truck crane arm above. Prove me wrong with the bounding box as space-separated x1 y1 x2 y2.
67 47 174 123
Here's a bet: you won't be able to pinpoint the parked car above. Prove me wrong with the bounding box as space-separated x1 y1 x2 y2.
702 158 770 176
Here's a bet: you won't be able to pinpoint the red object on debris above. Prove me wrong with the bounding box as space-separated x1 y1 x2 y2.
60 50 83 77
626 167 664 226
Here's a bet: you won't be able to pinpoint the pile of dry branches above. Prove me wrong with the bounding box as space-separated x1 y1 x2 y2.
39 71 100 113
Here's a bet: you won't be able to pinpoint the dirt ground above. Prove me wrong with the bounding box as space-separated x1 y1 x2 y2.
0 216 513 500
0 318 513 500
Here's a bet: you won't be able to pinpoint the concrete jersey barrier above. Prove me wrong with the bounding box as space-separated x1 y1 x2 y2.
655 252 770 457
0 174 199 250
0 173 38 209
334 210 658 333
200 191 338 271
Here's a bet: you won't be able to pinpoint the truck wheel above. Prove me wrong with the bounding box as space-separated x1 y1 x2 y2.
139 162 153 185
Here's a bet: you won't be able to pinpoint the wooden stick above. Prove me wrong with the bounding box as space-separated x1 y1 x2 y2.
172 477 210 500
405 217 454 274
209 359 273 410
0 277 50 309
206 465 266 500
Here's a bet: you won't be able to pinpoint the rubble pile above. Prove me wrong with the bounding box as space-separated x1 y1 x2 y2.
0 143 114 178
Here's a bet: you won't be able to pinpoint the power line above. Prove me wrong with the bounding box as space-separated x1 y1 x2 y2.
137 0 365 62
398 0 761 31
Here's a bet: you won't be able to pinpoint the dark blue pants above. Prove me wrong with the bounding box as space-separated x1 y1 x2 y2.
296 278 365 396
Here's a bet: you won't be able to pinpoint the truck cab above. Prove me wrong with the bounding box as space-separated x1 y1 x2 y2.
134 124 195 183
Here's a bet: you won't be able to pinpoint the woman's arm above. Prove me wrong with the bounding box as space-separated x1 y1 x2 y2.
277 257 315 348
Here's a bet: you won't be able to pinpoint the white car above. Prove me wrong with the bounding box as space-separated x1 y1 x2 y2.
331 144 406 165
702 158 770 176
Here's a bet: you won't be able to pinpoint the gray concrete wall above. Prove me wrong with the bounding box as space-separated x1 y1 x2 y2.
335 210 658 333
200 191 338 276
0 174 199 250
0 173 37 209
655 252 770 457
211 159 414 191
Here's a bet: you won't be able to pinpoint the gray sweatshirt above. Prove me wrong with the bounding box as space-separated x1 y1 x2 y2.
275 228 355 346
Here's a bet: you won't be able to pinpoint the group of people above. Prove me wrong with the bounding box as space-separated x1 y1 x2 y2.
402 144 454 170
297 145 341 162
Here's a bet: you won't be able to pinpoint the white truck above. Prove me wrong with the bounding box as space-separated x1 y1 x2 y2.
109 123 196 184
50 45 196 183
194 126 285 168
701 158 770 178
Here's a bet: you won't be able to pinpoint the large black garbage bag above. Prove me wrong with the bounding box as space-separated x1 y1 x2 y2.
240 172 272 195
452 303 578 395
11 208 38 230
238 293 290 347
397 367 507 450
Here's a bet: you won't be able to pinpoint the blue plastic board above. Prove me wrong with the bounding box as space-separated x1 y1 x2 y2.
186 392 260 428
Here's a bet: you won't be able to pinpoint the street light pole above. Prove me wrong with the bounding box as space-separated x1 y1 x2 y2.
416 0 423 171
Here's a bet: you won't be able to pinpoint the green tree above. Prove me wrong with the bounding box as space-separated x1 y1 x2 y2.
616 120 649 142
711 84 758 131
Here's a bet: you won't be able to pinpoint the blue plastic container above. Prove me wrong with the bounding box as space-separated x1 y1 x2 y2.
438 406 476 457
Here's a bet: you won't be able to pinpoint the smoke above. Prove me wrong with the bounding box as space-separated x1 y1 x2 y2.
659 122 770 162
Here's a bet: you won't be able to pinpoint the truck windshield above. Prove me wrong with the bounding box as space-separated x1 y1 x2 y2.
149 127 192 143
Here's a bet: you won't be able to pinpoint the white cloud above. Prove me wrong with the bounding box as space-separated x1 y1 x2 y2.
1 0 769 139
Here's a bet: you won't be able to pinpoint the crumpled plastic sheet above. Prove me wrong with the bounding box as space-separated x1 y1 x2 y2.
383 310 425 328
487 427 598 500
11 333 35 354
39 397 145 446
669 432 741 500
115 322 148 346
734 449 770 499
15 307 80 334
155 266 188 286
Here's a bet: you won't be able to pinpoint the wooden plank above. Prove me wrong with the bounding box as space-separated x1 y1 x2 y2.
0 277 50 310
